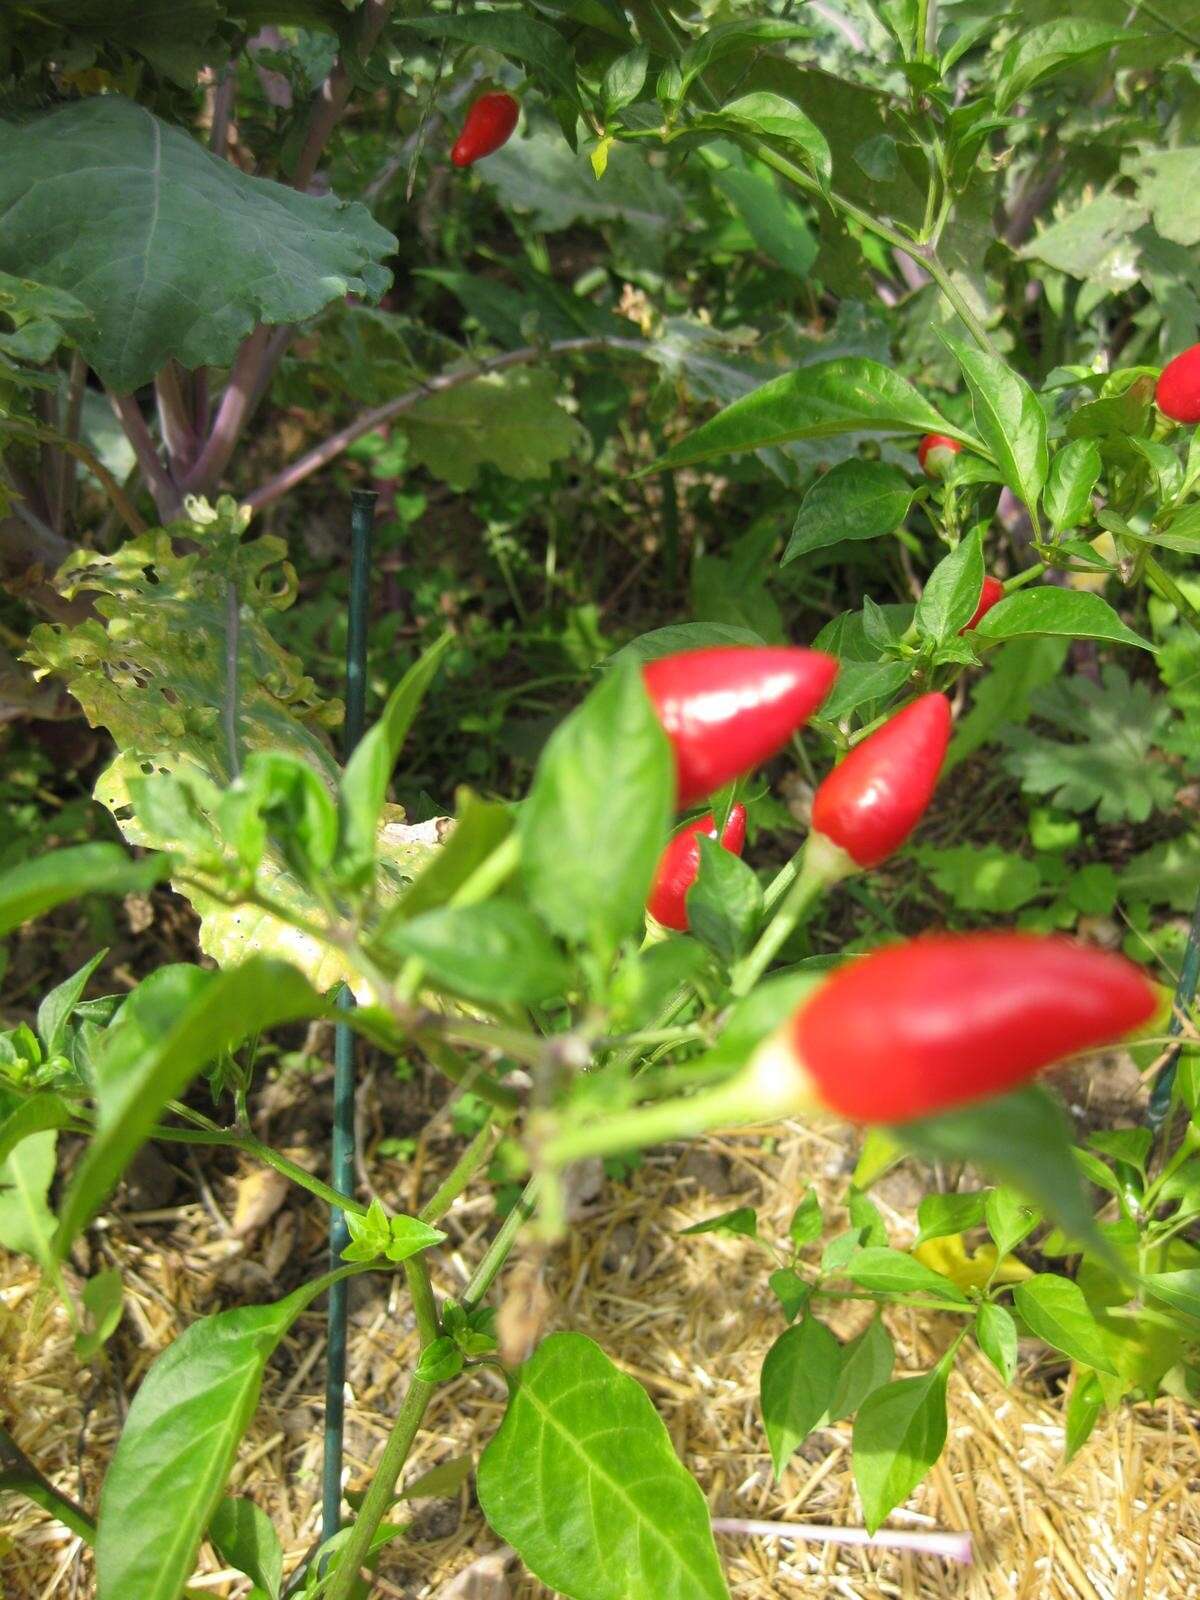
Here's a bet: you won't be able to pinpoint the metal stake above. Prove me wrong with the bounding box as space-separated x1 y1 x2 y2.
322 487 377 1547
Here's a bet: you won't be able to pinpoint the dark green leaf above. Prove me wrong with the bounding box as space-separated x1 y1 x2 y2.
395 13 577 99
915 527 985 643
853 1367 948 1533
680 19 814 94
783 460 916 564
828 1315 894 1422
608 622 765 666
975 1303 1018 1385
0 844 169 938
686 836 762 966
941 332 1047 513
994 20 1142 112
1044 440 1101 533
768 1268 812 1322
379 900 570 1005
974 589 1152 652
760 1316 843 1478
477 1332 729 1598
209 1497 282 1600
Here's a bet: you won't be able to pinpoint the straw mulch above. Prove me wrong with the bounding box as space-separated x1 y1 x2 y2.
4 1062 1200 1600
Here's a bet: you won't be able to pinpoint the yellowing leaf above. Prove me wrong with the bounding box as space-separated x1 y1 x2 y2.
914 1234 1032 1292
591 137 614 179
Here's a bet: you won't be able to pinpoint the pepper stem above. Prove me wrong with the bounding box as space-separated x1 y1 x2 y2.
732 831 854 996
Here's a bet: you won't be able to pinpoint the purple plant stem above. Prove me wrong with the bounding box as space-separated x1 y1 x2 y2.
243 337 648 514
711 1518 973 1565
107 391 178 519
181 326 272 496
290 0 394 192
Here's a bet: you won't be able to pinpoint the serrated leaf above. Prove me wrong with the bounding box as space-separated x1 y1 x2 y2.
477 1332 729 1599
400 367 585 491
0 98 394 390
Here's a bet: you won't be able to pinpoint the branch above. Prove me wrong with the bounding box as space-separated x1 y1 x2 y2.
244 337 650 513
107 391 177 518
290 0 395 192
7 416 148 535
209 61 236 159
154 361 200 478
181 325 271 496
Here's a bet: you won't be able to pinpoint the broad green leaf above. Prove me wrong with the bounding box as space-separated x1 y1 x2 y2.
944 636 1068 773
789 1187 823 1246
609 623 765 666
848 1187 888 1248
95 1276 338 1600
974 589 1152 652
0 97 394 391
783 460 916 564
336 633 453 882
378 900 570 1005
915 527 984 643
993 21 1140 112
915 1192 988 1247
0 1129 56 1263
1020 194 1148 284
518 665 673 958
209 1498 282 1600
1126 148 1200 248
1064 1369 1104 1461
0 844 168 938
0 1095 74 1165
653 358 963 471
975 1303 1019 1385
396 12 577 98
768 1268 811 1322
477 1332 729 1599
702 94 832 190
1141 1269 1200 1321
56 959 327 1253
844 1247 969 1303
602 46 649 113
1012 1276 1118 1373
912 843 1042 915
820 659 913 722
828 1315 894 1422
899 1088 1104 1256
686 836 762 966
760 1316 843 1478
400 367 585 491
710 162 818 281
36 949 107 1060
679 19 814 94
853 1367 948 1533
1044 439 1102 533
941 333 1047 513
984 1187 1041 1258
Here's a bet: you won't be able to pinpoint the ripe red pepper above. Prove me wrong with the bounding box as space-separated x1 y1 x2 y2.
963 574 1004 632
809 693 951 871
647 805 747 931
451 93 520 168
643 647 838 808
775 933 1159 1123
917 433 962 476
1156 344 1200 424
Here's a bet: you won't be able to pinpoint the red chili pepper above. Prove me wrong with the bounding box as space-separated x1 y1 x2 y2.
772 933 1159 1123
643 647 838 808
809 693 951 871
1156 344 1200 424
917 433 962 476
646 805 747 931
962 574 1004 632
451 93 520 168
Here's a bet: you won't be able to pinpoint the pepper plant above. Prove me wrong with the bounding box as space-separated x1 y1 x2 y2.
4 4 1200 1598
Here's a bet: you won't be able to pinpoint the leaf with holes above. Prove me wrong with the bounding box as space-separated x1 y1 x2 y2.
477 1332 729 1599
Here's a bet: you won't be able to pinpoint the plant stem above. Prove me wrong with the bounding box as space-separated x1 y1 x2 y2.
106 391 176 518
463 1178 540 1312
731 842 839 996
418 1122 499 1223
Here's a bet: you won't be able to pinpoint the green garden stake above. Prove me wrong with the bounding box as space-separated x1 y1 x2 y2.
323 486 377 1549
1147 882 1200 1131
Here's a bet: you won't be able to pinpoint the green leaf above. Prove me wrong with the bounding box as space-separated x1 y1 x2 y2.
415 1336 465 1385
679 18 814 95
975 1303 1019 1385
760 1316 843 1478
974 589 1153 652
820 658 914 722
1141 1269 1200 1321
681 1206 758 1238
789 1186 823 1246
384 790 513 927
783 460 916 564
852 1367 948 1534
899 1088 1103 1256
1044 440 1102 533
1126 148 1200 248
477 1332 729 1599
94 1277 333 1600
652 358 962 472
1064 1369 1104 1462
984 1187 1041 1259
396 12 578 99
844 1247 969 1303
609 622 765 666
1088 1127 1152 1176
701 94 831 190
602 45 649 113
401 1454 474 1500
915 527 985 643
847 1187 888 1248
74 1268 125 1362
0 1129 56 1263
912 843 1042 914
941 333 1047 514
336 633 453 882
768 1268 812 1322
36 950 107 1061
56 959 327 1254
209 1498 282 1600
518 664 673 958
828 1315 894 1423
710 161 817 281
0 1096 73 1168
0 844 169 939
686 836 763 966
944 636 1067 774
993 20 1139 112
1012 1276 1118 1374
0 98 394 391
915 1192 988 1247
379 900 570 1005
401 366 584 492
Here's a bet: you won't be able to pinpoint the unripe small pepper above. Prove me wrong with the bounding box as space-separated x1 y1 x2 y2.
963 574 1004 632
647 805 747 931
1156 344 1200 424
753 933 1159 1123
809 693 951 872
451 93 520 168
917 433 962 477
643 647 838 808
